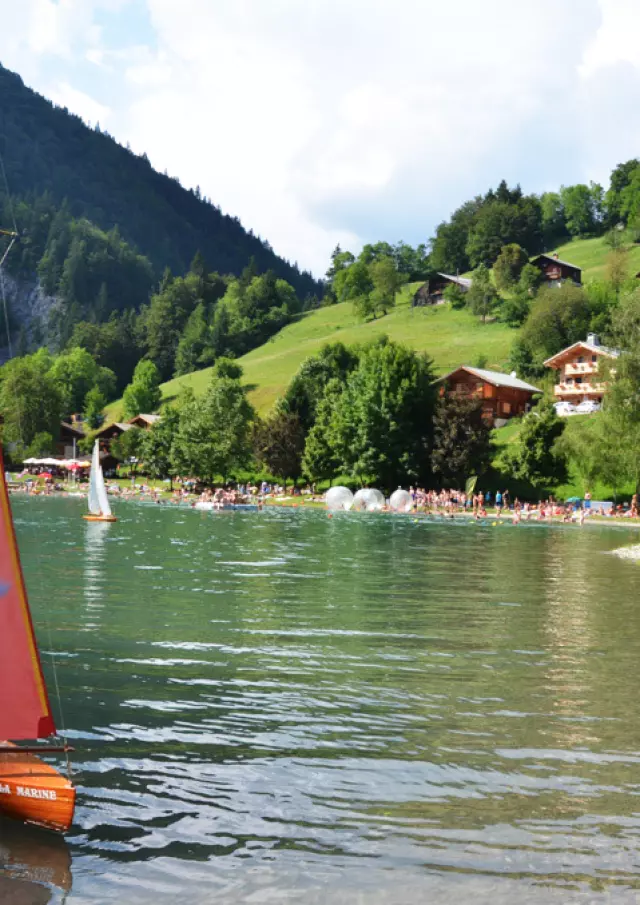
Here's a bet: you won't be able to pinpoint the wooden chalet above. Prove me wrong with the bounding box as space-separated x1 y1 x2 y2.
57 422 85 458
92 421 132 444
544 333 620 404
128 413 161 429
412 273 472 307
437 366 542 424
91 414 159 467
530 253 582 286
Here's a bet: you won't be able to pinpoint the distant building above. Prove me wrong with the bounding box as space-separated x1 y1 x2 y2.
530 252 582 286
58 421 85 458
437 366 542 424
544 333 619 405
412 273 472 307
92 421 132 445
91 415 160 463
128 414 161 429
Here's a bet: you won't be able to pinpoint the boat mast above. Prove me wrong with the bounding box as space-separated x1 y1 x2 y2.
0 226 18 270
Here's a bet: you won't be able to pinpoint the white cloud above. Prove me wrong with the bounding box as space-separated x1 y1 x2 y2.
48 81 111 128
581 0 640 76
6 0 640 276
113 0 605 273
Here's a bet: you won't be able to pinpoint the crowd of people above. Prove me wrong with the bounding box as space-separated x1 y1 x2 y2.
402 486 639 522
6 467 640 523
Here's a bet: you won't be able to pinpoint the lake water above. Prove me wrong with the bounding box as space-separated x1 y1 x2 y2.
2 497 640 904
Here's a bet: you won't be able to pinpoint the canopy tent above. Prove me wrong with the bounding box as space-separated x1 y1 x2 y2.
22 457 90 468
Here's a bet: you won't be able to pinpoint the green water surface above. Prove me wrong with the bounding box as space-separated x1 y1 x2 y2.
2 497 640 904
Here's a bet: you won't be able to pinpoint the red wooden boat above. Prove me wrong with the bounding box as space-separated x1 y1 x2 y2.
0 450 76 833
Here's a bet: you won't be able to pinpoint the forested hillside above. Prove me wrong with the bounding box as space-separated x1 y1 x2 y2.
0 62 318 295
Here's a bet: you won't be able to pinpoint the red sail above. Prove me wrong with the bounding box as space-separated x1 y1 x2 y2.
0 453 56 740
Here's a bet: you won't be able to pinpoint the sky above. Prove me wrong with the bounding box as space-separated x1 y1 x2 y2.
1 0 640 277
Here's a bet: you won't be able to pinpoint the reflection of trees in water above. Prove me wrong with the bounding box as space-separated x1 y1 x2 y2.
541 531 596 750
0 817 72 904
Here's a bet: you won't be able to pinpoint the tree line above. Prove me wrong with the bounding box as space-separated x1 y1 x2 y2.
429 160 640 275
5 293 640 499
101 339 495 493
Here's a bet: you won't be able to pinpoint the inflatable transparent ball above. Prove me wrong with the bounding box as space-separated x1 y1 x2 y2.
390 489 413 513
325 486 354 511
352 488 385 512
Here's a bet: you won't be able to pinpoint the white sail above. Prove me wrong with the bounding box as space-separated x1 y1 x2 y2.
94 445 112 518
88 441 101 515
88 440 112 517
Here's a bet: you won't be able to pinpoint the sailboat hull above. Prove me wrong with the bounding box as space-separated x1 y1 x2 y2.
0 746 76 833
82 515 117 522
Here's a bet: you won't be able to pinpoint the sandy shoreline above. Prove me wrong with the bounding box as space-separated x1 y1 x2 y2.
9 486 640 532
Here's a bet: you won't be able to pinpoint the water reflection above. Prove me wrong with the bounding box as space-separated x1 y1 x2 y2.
0 818 72 904
83 520 111 617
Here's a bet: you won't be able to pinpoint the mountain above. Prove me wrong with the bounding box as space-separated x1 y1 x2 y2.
0 63 319 297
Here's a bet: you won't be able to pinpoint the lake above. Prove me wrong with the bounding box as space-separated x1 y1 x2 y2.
2 497 640 904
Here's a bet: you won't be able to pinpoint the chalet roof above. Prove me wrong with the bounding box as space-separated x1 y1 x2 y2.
544 340 620 367
93 421 132 438
128 413 161 425
60 421 85 438
437 272 472 289
439 366 542 393
530 253 582 272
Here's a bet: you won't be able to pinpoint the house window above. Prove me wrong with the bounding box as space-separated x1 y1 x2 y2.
502 402 511 415
592 354 598 363
575 377 583 384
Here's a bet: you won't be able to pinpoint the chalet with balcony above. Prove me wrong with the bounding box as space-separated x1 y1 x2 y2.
412 273 472 306
437 366 542 424
544 333 619 404
530 252 582 286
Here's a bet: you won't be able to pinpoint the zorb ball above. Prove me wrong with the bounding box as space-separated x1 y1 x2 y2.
325 486 354 511
390 489 413 513
352 488 385 512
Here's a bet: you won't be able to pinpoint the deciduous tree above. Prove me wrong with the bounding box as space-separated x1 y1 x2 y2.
431 392 494 488
253 410 305 487
281 343 359 433
84 386 107 429
122 359 162 419
141 407 180 488
319 338 437 488
369 256 401 317
467 264 499 323
493 244 528 290
504 403 567 489
0 350 63 452
171 370 254 485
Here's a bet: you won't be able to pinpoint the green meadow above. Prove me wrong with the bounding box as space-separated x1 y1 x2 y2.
106 283 516 419
105 234 639 422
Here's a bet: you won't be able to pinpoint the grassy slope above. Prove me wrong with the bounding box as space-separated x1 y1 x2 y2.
107 283 515 419
105 234 639 422
553 234 640 280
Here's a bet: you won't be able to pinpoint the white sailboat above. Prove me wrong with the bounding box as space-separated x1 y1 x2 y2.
83 441 117 522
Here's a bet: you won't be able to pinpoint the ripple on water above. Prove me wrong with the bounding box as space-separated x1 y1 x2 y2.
5 497 640 903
